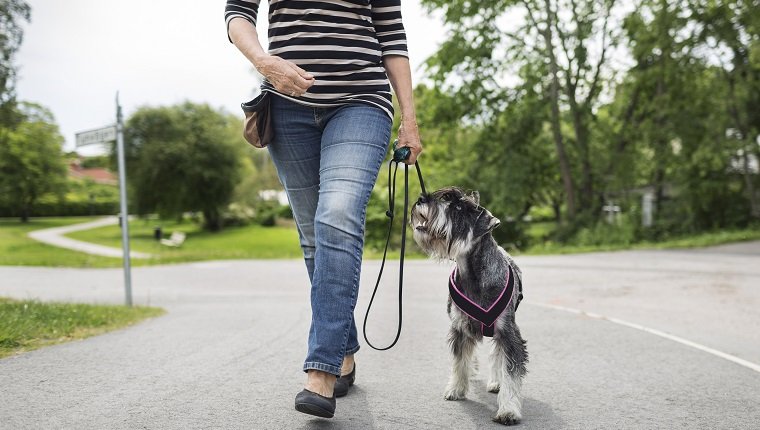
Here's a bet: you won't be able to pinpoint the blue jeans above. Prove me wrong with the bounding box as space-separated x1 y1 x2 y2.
267 95 391 376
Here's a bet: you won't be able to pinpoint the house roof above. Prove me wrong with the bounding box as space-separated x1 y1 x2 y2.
68 160 117 185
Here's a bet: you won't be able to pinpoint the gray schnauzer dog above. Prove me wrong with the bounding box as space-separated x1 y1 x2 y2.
411 186 527 425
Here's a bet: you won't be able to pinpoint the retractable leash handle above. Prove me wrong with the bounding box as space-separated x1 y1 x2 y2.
363 140 426 351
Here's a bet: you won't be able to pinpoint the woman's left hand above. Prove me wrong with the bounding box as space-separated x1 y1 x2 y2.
398 119 423 165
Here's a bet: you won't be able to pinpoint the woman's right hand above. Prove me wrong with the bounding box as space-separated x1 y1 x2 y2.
254 55 315 97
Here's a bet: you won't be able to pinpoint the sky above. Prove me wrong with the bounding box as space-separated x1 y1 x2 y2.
15 0 447 155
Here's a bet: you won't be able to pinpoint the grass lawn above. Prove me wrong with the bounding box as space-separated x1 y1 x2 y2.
0 297 164 359
65 218 304 266
523 228 760 255
1 216 416 268
3 216 760 268
0 217 125 267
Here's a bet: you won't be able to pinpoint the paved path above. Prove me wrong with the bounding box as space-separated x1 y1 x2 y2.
27 216 152 259
1 244 759 429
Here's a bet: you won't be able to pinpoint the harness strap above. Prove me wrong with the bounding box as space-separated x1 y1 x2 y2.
363 155 424 351
448 265 515 337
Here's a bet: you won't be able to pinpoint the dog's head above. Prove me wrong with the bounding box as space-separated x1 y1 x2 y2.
411 186 500 260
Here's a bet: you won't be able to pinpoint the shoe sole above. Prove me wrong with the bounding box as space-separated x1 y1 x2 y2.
295 401 334 418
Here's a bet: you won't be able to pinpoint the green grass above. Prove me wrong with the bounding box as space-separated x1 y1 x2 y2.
65 218 421 265
0 217 126 267
3 216 759 268
1 216 416 268
65 219 304 266
525 221 556 242
0 297 165 358
522 227 760 255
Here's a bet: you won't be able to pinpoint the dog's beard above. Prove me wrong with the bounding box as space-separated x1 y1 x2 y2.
411 202 474 260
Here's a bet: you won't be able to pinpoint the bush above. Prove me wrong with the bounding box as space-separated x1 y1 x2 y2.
568 215 637 247
277 204 293 219
0 200 118 217
0 177 120 218
492 219 530 252
252 201 290 227
221 203 255 227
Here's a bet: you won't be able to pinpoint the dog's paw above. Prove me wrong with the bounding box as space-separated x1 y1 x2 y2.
492 411 521 426
443 386 467 401
487 381 500 393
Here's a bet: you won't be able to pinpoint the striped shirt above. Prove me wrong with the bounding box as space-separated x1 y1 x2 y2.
225 0 408 118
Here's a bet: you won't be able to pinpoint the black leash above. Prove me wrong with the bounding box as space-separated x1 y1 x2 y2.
363 141 426 351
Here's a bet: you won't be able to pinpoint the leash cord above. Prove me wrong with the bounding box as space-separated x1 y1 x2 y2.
363 155 425 351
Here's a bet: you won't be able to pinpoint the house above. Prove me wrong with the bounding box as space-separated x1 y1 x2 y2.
68 158 118 185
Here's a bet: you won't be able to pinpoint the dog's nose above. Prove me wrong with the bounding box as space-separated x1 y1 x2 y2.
417 195 428 205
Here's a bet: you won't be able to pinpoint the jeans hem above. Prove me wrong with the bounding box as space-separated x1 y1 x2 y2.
345 344 360 356
303 361 342 377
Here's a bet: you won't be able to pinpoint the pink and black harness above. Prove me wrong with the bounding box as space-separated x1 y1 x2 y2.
448 265 516 337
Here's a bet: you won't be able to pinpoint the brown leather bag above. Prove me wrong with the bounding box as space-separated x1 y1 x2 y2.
241 92 274 148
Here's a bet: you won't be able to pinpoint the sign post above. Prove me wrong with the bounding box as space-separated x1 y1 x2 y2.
74 93 133 306
115 93 133 306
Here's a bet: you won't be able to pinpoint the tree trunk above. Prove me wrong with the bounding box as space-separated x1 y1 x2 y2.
570 100 593 211
552 199 561 222
604 85 641 180
653 166 666 213
651 49 668 223
203 208 222 231
542 0 576 220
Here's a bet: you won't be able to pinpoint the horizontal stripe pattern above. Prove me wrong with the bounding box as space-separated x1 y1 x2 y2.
225 0 408 118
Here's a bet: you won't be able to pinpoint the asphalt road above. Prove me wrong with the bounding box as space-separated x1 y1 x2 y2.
1 243 759 429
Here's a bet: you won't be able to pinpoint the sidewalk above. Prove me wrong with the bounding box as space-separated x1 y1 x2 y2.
26 216 152 259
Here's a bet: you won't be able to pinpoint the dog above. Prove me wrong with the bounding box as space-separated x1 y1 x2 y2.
411 186 527 425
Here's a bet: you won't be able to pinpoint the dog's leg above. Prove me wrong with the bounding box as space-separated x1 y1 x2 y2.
471 354 480 376
444 325 476 400
487 340 503 393
493 323 528 425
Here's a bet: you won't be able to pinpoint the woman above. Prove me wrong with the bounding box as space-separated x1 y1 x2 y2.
225 0 422 418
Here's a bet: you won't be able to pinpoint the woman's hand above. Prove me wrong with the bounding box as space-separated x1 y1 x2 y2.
383 55 422 164
228 19 313 96
398 119 422 165
254 55 315 97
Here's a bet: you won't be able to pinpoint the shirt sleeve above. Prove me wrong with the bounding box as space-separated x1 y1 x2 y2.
371 0 409 58
225 0 260 43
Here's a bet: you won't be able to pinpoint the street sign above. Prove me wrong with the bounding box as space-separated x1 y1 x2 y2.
75 125 116 147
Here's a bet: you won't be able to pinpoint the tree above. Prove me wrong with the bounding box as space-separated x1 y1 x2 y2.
0 102 67 221
124 102 246 231
0 0 31 126
691 0 760 219
422 0 622 222
415 0 760 245
612 0 755 231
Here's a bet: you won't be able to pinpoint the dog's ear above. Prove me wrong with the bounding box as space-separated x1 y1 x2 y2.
467 190 480 205
474 210 500 238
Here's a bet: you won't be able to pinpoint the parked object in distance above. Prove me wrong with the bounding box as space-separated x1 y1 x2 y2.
160 231 186 247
